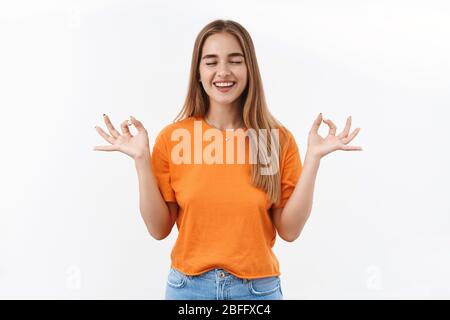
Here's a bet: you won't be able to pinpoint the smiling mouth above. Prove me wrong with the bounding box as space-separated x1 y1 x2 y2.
213 81 236 92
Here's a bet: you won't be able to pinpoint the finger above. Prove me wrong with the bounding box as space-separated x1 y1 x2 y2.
94 126 115 144
322 119 337 135
337 116 351 139
342 127 361 144
310 113 323 133
93 145 119 152
130 115 145 133
120 119 132 137
103 114 121 138
340 145 363 151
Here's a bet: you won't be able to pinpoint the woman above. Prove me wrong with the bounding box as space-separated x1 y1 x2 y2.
93 19 362 300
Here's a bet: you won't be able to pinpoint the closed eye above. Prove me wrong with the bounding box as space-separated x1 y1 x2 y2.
205 61 243 66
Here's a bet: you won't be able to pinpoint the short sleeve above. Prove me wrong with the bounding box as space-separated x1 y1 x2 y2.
151 131 176 202
271 132 303 209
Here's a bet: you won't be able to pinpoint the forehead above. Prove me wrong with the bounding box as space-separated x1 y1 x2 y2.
202 32 243 55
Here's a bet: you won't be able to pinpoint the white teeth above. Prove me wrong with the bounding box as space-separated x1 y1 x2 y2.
214 82 235 87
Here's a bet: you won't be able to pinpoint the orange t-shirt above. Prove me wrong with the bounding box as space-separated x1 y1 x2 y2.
151 116 302 279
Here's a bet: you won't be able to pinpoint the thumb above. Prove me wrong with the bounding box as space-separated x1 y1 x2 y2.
93 145 118 152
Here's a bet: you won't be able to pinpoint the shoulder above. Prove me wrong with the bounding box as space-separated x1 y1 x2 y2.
278 125 295 141
273 124 298 153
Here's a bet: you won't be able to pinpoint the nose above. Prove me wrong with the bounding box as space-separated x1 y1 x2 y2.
217 62 231 77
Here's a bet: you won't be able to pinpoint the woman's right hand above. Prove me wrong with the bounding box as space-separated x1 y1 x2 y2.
94 114 150 160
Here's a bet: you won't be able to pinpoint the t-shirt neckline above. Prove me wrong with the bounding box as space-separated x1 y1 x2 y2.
198 116 248 132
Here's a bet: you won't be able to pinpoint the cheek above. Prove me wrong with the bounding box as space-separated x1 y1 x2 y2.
199 67 212 83
236 71 248 89
236 67 248 83
198 68 207 89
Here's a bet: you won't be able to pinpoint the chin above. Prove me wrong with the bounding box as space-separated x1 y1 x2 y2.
212 96 240 104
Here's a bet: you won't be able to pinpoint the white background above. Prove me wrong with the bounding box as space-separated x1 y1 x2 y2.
1 0 449 299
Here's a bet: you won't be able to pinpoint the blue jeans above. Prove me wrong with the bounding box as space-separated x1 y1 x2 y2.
165 267 283 300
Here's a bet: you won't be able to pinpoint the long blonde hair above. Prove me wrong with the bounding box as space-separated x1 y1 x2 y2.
174 19 289 206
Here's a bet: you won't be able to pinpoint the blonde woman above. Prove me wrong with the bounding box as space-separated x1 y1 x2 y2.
94 19 362 300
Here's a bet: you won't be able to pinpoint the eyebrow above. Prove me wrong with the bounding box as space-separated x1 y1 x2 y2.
201 52 244 60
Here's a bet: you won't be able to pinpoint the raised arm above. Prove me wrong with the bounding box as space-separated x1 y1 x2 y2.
272 113 362 242
94 114 177 240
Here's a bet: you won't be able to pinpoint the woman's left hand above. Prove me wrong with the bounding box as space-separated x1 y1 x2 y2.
307 113 363 159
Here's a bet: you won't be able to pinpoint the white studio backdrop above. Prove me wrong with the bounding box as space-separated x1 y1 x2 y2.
0 0 449 299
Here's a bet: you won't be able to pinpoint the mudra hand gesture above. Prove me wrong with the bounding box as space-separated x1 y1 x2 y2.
307 113 362 159
93 114 150 159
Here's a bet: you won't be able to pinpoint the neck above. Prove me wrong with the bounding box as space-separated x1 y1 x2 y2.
205 100 244 130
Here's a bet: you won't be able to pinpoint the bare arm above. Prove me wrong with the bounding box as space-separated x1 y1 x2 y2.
272 113 362 242
94 114 177 240
271 151 320 242
134 153 178 240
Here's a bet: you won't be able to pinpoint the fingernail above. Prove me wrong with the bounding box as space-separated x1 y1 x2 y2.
103 114 106 117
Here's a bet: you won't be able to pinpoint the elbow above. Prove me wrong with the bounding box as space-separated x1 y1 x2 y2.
277 227 301 242
278 224 306 242
150 231 169 241
148 227 171 241
279 232 300 243
142 208 174 241
276 209 311 243
278 225 303 242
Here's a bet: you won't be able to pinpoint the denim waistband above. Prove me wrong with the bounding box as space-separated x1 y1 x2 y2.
176 267 245 281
